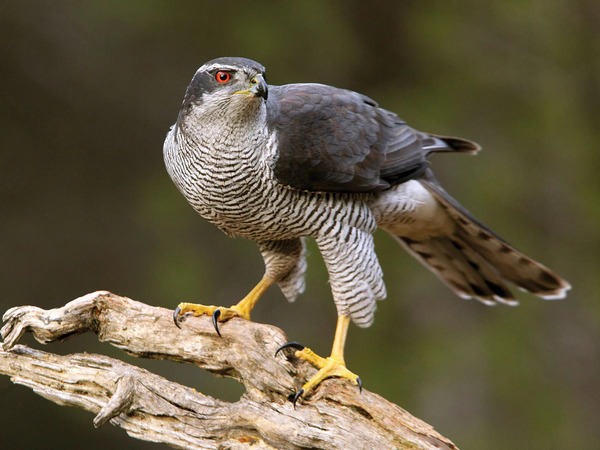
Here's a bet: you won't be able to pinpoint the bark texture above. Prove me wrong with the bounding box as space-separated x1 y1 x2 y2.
0 291 457 449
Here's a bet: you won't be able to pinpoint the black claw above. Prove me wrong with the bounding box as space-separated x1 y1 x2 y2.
212 309 222 337
173 306 182 329
275 341 305 357
357 376 363 394
289 388 304 408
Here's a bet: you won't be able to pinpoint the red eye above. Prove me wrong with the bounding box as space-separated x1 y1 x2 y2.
215 71 231 83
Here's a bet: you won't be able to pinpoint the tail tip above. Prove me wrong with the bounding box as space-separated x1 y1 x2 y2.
518 280 571 300
539 285 571 301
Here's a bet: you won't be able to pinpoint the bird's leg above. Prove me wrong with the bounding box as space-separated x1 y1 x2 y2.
276 315 361 405
174 276 274 335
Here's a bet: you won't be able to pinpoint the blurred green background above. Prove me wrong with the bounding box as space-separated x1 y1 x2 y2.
1 1 599 448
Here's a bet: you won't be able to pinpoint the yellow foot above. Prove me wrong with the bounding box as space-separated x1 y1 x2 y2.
173 302 249 336
174 276 274 335
275 342 362 406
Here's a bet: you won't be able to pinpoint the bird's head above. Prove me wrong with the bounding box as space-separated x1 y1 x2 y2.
178 57 268 126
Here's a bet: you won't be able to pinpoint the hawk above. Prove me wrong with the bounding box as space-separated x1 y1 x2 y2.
164 57 570 403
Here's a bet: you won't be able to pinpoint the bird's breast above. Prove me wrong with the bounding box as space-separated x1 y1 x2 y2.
164 126 378 241
164 128 296 239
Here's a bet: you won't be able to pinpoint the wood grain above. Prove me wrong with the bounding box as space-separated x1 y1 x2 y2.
0 291 457 449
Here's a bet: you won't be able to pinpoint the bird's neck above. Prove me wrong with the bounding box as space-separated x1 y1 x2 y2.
177 102 267 149
173 112 267 166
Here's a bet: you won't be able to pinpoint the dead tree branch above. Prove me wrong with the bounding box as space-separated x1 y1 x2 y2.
0 291 457 449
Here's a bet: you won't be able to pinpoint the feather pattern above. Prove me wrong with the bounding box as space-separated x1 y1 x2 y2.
164 57 570 327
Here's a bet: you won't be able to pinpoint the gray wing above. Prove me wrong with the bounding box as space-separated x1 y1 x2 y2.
266 83 474 193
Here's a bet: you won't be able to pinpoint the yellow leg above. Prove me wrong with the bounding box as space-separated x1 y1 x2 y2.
330 314 350 363
174 276 274 330
230 276 273 318
277 315 361 404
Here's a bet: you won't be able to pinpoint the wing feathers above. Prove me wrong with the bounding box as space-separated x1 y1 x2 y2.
269 84 433 193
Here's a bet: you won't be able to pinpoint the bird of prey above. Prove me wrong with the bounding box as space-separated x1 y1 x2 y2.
164 57 570 403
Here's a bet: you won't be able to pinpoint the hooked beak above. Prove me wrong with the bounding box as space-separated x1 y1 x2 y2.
235 74 268 101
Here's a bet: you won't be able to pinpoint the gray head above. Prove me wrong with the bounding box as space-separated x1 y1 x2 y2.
179 57 268 124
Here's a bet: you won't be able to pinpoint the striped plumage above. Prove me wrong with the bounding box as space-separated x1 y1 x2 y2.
164 57 570 330
164 113 384 326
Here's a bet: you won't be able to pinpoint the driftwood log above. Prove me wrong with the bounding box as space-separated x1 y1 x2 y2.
0 291 457 449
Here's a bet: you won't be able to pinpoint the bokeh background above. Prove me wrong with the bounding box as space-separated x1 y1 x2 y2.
1 1 599 448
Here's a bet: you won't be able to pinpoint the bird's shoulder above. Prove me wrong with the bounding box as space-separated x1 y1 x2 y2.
265 83 429 193
267 83 380 118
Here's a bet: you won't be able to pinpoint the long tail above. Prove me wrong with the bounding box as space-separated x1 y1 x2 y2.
391 173 570 305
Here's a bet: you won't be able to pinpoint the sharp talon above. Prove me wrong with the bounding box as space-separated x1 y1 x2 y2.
357 376 363 393
275 341 305 357
291 388 304 408
212 309 222 337
173 306 182 329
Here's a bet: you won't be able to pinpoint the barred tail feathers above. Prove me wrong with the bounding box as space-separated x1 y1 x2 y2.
390 177 570 304
393 234 517 305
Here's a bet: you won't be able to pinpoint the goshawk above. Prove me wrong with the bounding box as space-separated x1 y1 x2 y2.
164 57 570 402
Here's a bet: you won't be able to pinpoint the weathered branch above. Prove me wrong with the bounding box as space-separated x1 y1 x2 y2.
0 291 457 449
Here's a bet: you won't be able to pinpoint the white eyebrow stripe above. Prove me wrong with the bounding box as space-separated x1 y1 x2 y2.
198 64 243 73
